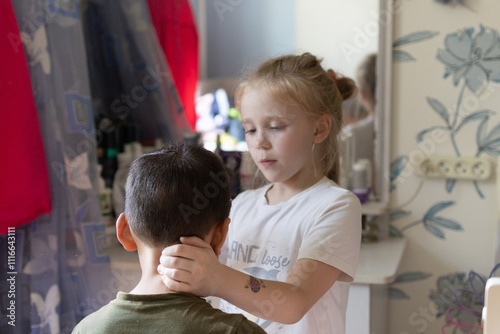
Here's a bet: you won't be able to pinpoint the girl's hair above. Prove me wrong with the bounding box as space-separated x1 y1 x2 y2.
356 53 377 106
235 52 357 183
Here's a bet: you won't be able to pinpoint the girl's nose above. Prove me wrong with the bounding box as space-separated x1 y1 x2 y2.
256 132 270 150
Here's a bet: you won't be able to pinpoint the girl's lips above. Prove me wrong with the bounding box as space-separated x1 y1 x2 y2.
260 159 275 168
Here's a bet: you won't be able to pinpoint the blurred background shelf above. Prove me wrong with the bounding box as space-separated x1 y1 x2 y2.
361 200 389 215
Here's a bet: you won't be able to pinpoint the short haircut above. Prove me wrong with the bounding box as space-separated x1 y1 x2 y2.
124 143 231 247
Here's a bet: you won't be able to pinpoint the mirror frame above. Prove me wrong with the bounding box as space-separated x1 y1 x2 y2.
371 0 393 213
193 0 393 213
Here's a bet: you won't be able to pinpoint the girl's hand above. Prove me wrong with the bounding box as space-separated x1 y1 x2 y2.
157 236 222 297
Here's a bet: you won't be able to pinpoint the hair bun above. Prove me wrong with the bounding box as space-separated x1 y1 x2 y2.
336 76 357 101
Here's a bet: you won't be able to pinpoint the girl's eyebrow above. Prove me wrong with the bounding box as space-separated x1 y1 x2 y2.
241 116 289 124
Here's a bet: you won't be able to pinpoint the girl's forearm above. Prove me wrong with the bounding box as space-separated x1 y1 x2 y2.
215 265 309 324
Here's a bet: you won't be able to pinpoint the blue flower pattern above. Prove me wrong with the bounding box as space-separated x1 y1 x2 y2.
389 271 432 300
391 201 463 239
416 25 500 198
437 25 500 93
430 273 482 330
393 31 439 61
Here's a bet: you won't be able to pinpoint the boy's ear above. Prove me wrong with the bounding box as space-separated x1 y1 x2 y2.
210 218 230 256
313 114 332 144
116 213 138 251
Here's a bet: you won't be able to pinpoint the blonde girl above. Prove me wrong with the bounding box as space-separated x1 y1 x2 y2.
158 53 361 334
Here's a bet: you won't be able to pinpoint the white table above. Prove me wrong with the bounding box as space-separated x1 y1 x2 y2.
346 237 407 333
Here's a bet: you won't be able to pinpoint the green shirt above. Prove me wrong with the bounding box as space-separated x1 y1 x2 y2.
72 292 265 334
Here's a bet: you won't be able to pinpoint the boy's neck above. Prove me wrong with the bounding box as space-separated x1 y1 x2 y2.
129 247 175 295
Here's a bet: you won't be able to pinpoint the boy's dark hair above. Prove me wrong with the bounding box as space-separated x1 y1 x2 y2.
124 143 231 247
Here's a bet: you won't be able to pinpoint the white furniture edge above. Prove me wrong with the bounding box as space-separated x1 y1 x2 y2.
353 237 407 285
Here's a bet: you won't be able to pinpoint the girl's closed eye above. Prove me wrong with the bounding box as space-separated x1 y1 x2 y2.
270 124 286 131
244 128 256 134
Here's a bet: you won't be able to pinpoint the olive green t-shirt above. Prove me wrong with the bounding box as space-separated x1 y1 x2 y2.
72 292 265 334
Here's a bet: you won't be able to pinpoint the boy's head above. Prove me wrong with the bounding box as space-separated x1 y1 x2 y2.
123 143 231 248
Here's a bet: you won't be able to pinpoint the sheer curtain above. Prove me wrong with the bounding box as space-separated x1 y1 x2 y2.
0 1 188 333
0 1 115 333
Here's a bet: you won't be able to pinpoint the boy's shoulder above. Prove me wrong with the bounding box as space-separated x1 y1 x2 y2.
72 292 266 334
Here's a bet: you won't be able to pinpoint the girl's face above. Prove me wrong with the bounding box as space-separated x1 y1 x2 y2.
240 86 320 187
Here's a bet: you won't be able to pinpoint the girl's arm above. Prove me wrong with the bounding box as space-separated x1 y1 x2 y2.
158 236 341 325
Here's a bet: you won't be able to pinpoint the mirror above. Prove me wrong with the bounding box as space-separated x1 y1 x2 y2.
190 0 392 210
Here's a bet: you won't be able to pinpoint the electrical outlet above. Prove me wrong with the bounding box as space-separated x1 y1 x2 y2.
416 155 491 180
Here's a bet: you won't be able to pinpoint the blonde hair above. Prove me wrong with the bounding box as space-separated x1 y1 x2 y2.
357 53 377 108
235 52 356 183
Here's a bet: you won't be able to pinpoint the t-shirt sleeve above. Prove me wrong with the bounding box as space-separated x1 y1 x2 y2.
71 323 81 333
297 191 362 282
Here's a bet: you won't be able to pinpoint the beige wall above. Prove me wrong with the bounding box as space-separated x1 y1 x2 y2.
296 0 379 79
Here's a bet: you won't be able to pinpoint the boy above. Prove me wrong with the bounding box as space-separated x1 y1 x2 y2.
72 144 265 333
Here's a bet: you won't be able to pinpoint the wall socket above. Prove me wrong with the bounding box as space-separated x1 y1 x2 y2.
415 155 491 180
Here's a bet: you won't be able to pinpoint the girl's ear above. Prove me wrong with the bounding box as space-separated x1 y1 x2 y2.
313 114 332 144
210 218 230 256
116 213 138 251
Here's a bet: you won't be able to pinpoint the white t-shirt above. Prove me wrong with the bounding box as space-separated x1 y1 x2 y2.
219 177 362 334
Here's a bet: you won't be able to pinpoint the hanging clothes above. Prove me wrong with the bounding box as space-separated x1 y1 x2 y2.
147 0 199 130
82 0 190 143
0 0 51 234
82 0 191 192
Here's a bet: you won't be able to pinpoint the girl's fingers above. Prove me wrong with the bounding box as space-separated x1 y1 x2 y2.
161 266 192 283
161 242 206 257
160 237 212 262
161 274 191 292
157 264 165 275
161 244 187 256
159 255 193 271
158 255 172 268
159 266 200 293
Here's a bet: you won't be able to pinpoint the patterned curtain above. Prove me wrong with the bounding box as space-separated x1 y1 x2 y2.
1 0 188 333
0 1 115 333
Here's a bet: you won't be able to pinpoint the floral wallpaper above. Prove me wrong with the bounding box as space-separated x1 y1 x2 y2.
387 3 500 331
419 25 500 198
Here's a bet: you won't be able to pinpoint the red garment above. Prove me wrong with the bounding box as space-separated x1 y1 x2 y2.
0 0 51 234
147 0 199 130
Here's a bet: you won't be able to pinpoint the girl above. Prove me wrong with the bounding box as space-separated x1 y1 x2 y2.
158 53 362 333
